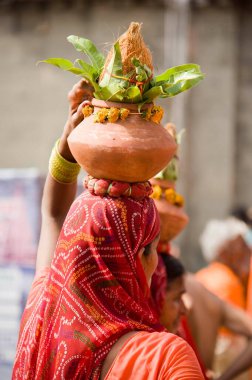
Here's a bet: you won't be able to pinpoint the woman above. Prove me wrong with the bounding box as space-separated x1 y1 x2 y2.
12 80 203 380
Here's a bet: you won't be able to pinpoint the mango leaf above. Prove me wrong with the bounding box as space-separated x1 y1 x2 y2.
94 83 125 102
99 41 123 88
156 158 179 181
155 63 202 84
125 86 142 103
38 57 75 70
39 57 89 76
67 35 105 72
161 74 204 97
142 85 166 102
75 59 100 91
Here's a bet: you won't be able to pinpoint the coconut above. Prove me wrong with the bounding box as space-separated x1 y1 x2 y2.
99 22 153 81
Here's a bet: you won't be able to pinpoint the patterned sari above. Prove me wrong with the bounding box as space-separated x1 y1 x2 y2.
13 191 161 379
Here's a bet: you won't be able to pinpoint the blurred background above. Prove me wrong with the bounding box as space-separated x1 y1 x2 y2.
0 0 252 377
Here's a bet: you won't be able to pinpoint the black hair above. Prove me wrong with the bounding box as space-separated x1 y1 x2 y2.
143 243 152 256
161 254 185 284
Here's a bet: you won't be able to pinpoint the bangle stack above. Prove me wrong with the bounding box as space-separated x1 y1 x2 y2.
49 139 81 184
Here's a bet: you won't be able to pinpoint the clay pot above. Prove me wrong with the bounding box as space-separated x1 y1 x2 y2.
68 99 177 182
150 178 189 241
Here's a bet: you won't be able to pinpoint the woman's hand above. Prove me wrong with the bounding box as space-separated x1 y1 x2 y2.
59 79 94 162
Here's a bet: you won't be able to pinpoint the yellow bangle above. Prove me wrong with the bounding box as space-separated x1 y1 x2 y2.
49 139 81 184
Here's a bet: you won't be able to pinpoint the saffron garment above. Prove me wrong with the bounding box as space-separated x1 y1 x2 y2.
247 258 252 315
13 192 163 380
196 262 245 310
105 331 204 379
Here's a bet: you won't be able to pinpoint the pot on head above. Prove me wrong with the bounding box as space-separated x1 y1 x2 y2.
68 99 177 182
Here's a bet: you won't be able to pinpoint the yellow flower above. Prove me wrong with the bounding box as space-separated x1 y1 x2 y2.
82 105 94 117
107 107 120 123
165 188 176 204
120 108 130 120
150 185 162 200
150 105 164 124
94 108 109 123
174 193 184 207
144 107 152 121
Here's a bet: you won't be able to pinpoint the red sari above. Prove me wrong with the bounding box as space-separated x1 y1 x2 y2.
13 191 161 379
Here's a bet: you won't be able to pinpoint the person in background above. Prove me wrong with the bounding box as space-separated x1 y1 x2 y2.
196 218 252 379
197 218 250 311
12 80 204 380
230 206 252 321
152 253 252 380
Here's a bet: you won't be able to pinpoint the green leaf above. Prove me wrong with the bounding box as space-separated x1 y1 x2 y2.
99 41 123 88
67 35 105 72
155 63 202 84
161 74 204 97
125 86 142 103
75 59 100 91
142 85 166 102
156 158 179 181
39 57 86 76
38 57 75 70
76 59 98 79
94 84 125 102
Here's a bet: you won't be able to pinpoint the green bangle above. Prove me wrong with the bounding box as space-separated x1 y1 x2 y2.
49 139 81 184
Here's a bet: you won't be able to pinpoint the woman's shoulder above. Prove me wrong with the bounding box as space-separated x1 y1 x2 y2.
105 331 204 380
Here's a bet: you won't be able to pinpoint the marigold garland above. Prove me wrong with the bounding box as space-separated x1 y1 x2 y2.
142 105 164 124
81 104 163 124
150 185 184 207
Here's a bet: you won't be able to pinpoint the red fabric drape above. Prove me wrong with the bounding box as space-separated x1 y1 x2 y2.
13 191 162 380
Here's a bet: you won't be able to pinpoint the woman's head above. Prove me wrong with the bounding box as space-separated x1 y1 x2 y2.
159 254 187 333
151 254 187 333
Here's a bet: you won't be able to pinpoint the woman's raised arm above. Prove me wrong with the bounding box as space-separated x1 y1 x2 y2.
36 80 93 272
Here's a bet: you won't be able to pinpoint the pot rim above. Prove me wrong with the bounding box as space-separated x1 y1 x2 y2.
91 98 153 111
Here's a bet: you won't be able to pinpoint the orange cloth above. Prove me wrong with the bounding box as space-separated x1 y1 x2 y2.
247 259 252 380
196 262 245 337
105 331 204 379
196 262 245 309
247 258 252 315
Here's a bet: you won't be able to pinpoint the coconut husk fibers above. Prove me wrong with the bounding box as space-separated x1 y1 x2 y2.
99 22 153 81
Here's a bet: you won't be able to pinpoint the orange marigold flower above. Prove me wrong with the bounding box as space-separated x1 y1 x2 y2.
144 107 152 120
150 105 164 124
82 105 94 117
94 108 109 123
107 107 120 123
174 193 184 207
165 188 176 204
120 108 130 120
150 185 162 200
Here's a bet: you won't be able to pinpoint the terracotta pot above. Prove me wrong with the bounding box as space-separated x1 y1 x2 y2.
68 99 177 182
150 178 189 241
